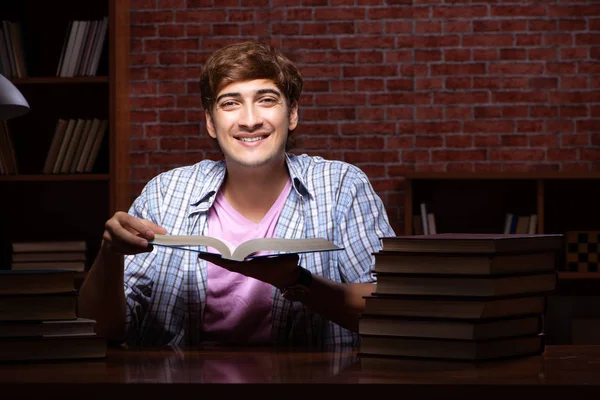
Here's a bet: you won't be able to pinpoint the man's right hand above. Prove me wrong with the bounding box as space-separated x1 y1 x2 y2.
102 211 167 255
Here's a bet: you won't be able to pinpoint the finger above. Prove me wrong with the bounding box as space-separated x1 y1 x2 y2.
139 219 168 236
112 212 162 241
107 223 150 248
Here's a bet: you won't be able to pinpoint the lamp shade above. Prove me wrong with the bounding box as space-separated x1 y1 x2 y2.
0 73 29 120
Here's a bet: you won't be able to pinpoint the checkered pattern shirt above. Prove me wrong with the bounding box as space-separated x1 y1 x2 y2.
123 153 395 348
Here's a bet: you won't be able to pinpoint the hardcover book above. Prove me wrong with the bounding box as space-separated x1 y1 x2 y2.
150 234 341 262
380 234 564 254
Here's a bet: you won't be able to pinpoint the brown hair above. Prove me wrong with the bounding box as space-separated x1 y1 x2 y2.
200 41 303 112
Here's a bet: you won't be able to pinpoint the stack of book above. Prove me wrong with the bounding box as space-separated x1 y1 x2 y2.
359 233 563 362
10 240 87 272
0 269 106 362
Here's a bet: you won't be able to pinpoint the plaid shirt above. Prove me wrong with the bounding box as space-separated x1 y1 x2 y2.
124 153 395 348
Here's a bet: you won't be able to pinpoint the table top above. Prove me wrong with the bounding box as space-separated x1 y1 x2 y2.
2 344 600 397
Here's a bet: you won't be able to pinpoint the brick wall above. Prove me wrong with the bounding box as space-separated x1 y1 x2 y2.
129 0 600 233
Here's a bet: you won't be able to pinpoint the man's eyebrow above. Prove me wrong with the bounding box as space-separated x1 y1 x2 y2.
216 88 281 103
256 88 281 97
216 92 240 103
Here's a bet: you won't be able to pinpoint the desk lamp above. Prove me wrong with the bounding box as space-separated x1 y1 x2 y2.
0 73 29 120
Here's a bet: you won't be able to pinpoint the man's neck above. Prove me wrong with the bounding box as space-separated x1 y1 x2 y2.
221 160 290 223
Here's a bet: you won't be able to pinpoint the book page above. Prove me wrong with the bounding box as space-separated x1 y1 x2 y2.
232 237 340 261
151 235 231 258
150 235 340 261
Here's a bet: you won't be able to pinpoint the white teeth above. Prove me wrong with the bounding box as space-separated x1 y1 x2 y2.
239 136 265 142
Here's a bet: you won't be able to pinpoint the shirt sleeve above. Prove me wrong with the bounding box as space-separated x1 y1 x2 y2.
123 177 162 344
335 166 396 284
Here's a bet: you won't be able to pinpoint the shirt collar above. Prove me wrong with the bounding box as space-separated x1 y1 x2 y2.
187 153 313 216
188 160 226 215
285 153 312 200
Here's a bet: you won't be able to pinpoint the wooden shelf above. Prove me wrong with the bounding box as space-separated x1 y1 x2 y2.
0 0 130 273
11 76 109 85
0 174 109 182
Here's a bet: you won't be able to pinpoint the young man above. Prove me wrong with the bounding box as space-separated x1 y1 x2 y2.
78 41 395 348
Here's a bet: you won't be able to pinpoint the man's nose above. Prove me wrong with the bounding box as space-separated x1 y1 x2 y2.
238 104 263 130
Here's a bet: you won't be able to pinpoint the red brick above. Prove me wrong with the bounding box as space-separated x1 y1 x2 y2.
432 150 487 162
329 108 356 120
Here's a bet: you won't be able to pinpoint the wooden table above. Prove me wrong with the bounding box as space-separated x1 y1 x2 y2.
2 345 600 398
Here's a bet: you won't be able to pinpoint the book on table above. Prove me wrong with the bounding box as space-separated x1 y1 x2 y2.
0 333 106 362
0 270 106 362
0 318 96 338
11 240 87 253
358 314 542 340
374 271 557 297
372 251 558 276
150 234 341 261
362 293 548 319
0 292 77 321
11 251 86 262
0 270 77 295
358 333 545 361
379 233 564 254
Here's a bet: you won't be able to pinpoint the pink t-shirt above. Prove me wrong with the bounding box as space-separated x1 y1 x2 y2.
201 179 292 344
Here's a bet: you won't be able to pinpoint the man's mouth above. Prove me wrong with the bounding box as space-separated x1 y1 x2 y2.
237 136 267 142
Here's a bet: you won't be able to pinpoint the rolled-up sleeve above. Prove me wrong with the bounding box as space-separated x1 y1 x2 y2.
335 166 395 284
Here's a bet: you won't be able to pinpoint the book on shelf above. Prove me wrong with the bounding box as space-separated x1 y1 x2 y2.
362 293 548 320
427 213 437 234
528 214 538 234
43 119 68 174
515 216 530 234
74 118 101 172
57 18 108 77
0 121 18 175
0 21 27 78
358 314 542 341
150 234 342 262
0 270 77 295
380 233 564 254
60 118 88 173
70 118 96 172
83 118 108 172
419 203 429 235
0 28 12 77
503 213 514 234
0 292 77 321
413 215 424 235
52 119 77 174
374 271 557 297
503 214 538 235
0 318 95 338
0 333 106 362
372 251 557 276
358 333 545 361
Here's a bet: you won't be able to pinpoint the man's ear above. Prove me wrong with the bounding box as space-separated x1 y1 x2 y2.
205 111 217 139
288 102 298 131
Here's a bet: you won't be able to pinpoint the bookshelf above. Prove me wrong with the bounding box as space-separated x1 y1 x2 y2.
0 0 130 271
403 172 600 344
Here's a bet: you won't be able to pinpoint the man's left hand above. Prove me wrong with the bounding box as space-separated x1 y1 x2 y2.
197 252 300 290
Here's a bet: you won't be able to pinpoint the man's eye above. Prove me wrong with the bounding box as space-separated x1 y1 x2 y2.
260 98 278 105
220 101 237 108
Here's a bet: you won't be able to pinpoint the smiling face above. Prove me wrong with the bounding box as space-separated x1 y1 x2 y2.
206 79 298 170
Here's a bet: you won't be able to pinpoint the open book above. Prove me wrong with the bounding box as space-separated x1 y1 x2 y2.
149 234 342 261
